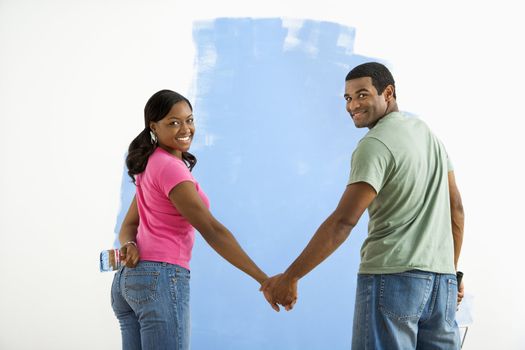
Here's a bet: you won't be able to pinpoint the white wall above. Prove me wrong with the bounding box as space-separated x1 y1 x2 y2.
1 0 523 349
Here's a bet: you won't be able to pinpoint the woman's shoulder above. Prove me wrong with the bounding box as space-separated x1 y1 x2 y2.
148 148 192 178
149 147 186 167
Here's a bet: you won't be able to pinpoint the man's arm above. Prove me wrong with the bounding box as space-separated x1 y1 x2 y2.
448 171 465 303
261 182 377 309
448 171 464 269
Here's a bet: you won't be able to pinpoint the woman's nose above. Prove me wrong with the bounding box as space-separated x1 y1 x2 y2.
180 121 190 133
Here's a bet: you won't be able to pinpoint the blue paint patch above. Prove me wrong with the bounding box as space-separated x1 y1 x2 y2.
113 156 135 248
189 18 379 349
114 17 384 349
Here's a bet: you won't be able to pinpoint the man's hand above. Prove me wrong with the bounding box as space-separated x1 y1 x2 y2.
260 273 298 312
120 243 139 268
457 280 464 305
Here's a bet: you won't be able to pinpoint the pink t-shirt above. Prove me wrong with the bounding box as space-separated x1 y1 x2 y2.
135 147 209 270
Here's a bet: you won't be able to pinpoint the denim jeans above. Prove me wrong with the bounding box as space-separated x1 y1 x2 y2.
111 261 190 350
352 270 460 350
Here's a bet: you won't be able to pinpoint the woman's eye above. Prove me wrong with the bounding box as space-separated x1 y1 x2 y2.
187 118 194 124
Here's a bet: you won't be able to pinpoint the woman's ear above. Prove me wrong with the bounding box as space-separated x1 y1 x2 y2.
149 121 157 133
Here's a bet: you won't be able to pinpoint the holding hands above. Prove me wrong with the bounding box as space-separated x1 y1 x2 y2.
260 273 298 312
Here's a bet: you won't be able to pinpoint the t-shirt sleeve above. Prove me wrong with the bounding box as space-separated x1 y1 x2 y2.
156 158 195 197
438 137 454 172
348 137 394 194
446 152 454 172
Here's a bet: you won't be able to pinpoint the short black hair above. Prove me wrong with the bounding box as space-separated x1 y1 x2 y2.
345 62 396 99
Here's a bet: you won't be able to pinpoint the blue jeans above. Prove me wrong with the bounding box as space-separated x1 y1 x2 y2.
111 261 191 350
352 270 460 350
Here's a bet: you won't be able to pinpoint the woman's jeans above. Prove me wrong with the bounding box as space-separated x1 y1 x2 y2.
111 261 190 350
352 270 460 350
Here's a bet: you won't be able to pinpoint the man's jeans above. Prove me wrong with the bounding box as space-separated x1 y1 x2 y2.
352 270 460 350
111 261 191 350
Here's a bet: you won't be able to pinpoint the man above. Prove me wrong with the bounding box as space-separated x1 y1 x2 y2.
261 62 465 349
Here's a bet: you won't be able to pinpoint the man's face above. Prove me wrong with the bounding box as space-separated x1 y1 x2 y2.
344 77 390 129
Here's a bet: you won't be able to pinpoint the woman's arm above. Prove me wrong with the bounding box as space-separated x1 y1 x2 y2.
118 196 140 267
169 182 268 285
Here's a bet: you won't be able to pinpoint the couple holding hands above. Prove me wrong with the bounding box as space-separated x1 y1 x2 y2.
111 62 464 350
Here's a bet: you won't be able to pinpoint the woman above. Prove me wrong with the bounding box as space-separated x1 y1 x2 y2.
111 90 270 350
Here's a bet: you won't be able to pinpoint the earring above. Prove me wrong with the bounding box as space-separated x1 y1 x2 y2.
150 131 158 145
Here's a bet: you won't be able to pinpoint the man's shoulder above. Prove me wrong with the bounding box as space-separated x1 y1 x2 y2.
353 136 392 162
369 113 434 141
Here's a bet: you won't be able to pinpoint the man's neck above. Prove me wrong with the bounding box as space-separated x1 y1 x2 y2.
369 105 399 129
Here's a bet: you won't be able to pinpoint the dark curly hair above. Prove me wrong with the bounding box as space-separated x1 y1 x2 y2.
345 62 396 99
126 90 197 183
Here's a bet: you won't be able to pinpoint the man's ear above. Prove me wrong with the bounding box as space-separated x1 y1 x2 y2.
384 84 395 102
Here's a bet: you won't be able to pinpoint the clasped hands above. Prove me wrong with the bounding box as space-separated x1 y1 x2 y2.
260 273 299 312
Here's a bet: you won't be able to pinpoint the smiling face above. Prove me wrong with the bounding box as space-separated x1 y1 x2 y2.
149 100 195 158
344 77 395 129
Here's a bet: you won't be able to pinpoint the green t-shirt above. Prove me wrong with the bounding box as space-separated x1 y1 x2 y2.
349 112 455 274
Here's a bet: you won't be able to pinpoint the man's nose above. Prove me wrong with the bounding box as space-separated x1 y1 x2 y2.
347 100 359 114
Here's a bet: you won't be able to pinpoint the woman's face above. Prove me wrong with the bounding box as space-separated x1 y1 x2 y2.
150 101 195 158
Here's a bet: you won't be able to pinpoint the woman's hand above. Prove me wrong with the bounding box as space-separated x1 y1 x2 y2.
120 242 140 268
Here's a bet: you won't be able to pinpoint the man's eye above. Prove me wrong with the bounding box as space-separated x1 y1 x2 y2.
359 94 366 99
345 96 351 102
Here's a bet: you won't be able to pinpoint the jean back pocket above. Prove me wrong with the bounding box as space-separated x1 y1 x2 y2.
379 271 433 322
124 269 161 305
